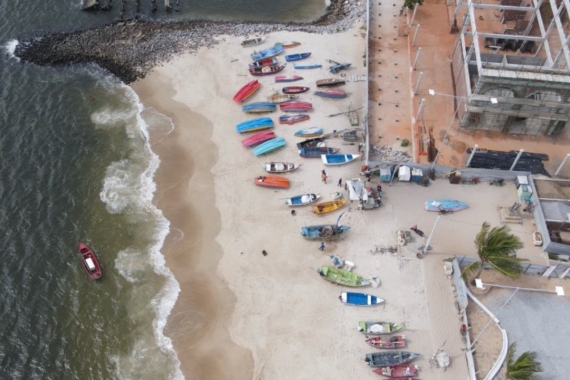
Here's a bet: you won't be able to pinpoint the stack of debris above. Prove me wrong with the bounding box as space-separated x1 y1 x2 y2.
467 149 550 176
370 145 412 162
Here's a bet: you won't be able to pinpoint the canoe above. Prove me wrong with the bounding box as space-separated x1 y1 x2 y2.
301 224 351 240
285 52 311 62
275 75 303 83
318 266 370 287
242 102 277 113
254 175 289 188
236 117 274 133
285 193 320 206
312 199 347 215
251 45 284 61
263 162 301 173
232 80 260 103
372 364 419 378
365 352 421 367
358 321 405 335
241 130 275 147
425 199 468 212
329 62 351 73
295 127 323 137
340 291 384 306
275 41 301 48
294 63 322 69
365 336 407 349
315 89 347 98
249 65 286 76
282 86 310 94
316 78 346 87
268 94 299 104
241 36 265 47
296 137 326 149
321 154 360 165
78 243 102 280
248 58 279 68
299 147 340 158
253 137 286 156
280 101 312 112
279 114 310 125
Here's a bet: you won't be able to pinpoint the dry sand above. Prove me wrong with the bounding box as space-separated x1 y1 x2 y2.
127 23 503 379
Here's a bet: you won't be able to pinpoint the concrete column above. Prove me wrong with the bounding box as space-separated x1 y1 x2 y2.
466 144 478 167
509 149 524 171
413 47 422 70
414 72 424 95
555 153 570 176
412 24 421 46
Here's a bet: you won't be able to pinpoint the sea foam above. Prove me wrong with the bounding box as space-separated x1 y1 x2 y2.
5 40 20 61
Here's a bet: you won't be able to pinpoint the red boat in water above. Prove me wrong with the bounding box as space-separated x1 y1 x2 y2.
282 86 310 94
241 130 275 147
372 364 419 378
78 243 102 280
233 80 260 103
280 101 312 112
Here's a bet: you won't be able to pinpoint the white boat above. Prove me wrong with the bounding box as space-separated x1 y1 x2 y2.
285 193 321 206
263 162 301 173
321 154 360 166
241 36 265 48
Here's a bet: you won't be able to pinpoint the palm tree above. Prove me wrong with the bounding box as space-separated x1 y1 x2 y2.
462 222 525 280
505 342 542 379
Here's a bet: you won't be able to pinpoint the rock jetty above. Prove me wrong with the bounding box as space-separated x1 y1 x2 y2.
15 0 365 83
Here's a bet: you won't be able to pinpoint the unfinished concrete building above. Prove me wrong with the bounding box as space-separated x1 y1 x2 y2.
450 0 570 136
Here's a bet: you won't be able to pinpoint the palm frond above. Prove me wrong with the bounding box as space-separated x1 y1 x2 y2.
487 257 525 279
461 260 481 280
506 342 542 380
474 222 524 279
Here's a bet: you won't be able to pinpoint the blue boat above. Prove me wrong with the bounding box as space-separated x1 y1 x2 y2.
285 193 321 207
425 199 468 212
285 52 311 62
236 117 274 133
329 62 351 73
339 292 385 306
251 45 284 61
242 102 277 113
299 147 340 158
294 127 323 137
279 114 310 125
252 137 286 156
294 63 322 69
321 154 360 166
314 89 347 99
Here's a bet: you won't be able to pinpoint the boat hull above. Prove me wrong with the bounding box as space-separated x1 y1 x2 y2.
285 193 320 206
280 101 313 112
263 162 301 173
295 127 323 137
254 175 290 188
285 52 311 62
252 137 286 156
315 89 347 98
279 114 310 125
282 86 310 94
78 243 102 280
425 199 468 212
251 45 284 61
236 117 274 133
318 266 370 287
294 63 322 69
301 225 351 240
312 199 347 215
340 292 384 306
232 80 260 103
275 75 303 83
249 65 286 76
372 365 419 378
242 102 277 113
268 94 299 104
365 336 407 349
365 352 421 367
275 41 301 48
299 147 340 158
248 58 278 68
316 78 346 87
241 36 265 47
358 321 405 335
321 154 360 165
241 131 275 147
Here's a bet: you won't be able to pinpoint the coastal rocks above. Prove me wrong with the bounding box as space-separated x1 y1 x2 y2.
14 0 365 84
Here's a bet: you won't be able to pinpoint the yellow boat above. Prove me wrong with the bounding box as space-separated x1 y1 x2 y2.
312 199 347 215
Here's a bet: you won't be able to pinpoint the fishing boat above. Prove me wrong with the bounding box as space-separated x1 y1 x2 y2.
280 101 312 112
316 78 346 87
301 212 350 240
232 80 260 103
78 243 102 280
241 36 265 47
248 57 279 68
425 199 468 212
365 352 421 367
295 127 323 137
285 52 311 62
339 291 384 306
263 162 301 173
275 41 301 48
268 94 299 104
329 62 351 73
358 321 405 335
365 336 407 349
236 117 274 133
242 102 277 113
372 365 419 378
312 199 347 215
252 137 286 156
254 175 290 188
299 147 340 158
285 193 320 206
315 89 347 99
241 130 275 147
321 154 360 165
249 65 286 76
275 75 303 83
279 114 310 125
251 45 284 61
282 86 309 94
294 63 322 69
296 137 326 149
317 266 371 287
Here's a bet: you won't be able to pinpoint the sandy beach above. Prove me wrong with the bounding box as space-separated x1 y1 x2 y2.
131 19 477 379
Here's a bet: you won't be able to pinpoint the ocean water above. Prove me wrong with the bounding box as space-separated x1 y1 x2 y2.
0 1 325 379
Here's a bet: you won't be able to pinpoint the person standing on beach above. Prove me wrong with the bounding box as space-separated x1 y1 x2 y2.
319 242 325 251
322 173 327 184
338 178 342 187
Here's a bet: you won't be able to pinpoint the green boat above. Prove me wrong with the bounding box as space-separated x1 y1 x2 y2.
358 321 405 335
317 266 370 287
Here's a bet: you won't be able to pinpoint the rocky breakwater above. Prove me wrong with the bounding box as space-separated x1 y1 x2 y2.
14 0 366 84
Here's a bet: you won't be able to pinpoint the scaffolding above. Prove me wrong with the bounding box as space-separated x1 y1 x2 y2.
451 0 570 135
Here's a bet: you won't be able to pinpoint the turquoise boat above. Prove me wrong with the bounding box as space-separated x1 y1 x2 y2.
242 102 277 113
294 63 322 69
236 117 274 133
253 137 286 156
424 199 468 212
251 45 284 61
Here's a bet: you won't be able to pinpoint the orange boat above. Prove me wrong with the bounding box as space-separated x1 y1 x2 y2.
233 80 260 103
254 175 290 188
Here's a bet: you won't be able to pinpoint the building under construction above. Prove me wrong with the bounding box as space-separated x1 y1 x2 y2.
451 0 570 136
